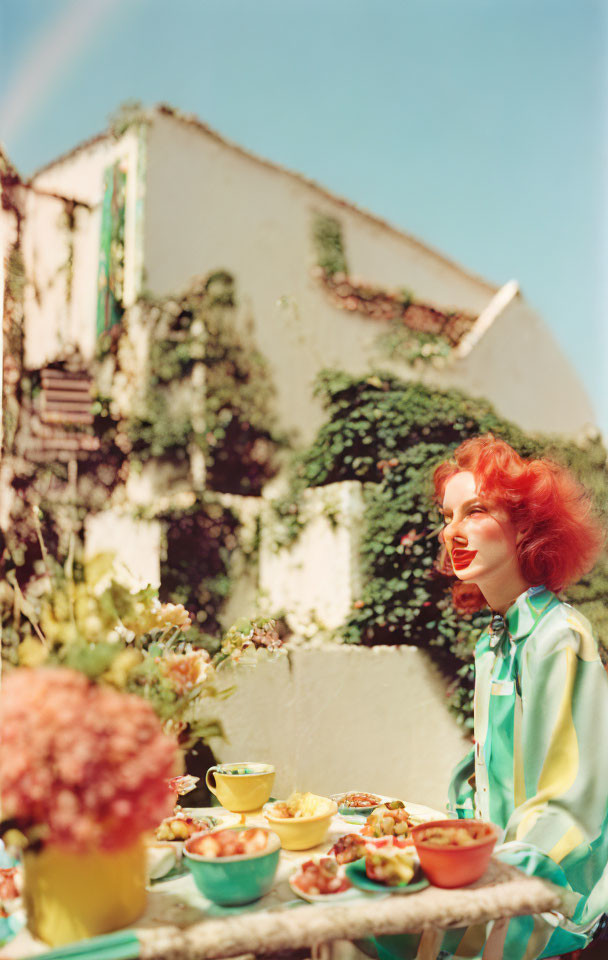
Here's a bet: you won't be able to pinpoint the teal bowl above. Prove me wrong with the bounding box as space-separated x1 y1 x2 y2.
184 827 281 906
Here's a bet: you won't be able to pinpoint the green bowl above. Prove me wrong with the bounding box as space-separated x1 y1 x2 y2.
184 827 281 906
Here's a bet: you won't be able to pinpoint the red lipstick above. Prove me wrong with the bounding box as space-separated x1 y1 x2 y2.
451 548 478 570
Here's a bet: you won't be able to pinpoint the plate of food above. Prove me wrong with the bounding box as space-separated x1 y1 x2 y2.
154 810 223 843
289 857 354 903
345 838 428 895
329 832 414 863
361 800 414 839
331 792 386 818
148 809 239 878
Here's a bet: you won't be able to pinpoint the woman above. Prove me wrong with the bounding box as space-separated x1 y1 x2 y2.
434 435 608 959
371 435 608 960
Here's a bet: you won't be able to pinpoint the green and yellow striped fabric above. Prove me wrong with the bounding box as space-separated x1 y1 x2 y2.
447 586 608 959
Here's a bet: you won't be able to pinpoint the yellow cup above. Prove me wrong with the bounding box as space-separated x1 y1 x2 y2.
205 762 275 812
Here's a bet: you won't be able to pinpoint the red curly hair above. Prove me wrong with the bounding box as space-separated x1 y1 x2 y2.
433 435 604 612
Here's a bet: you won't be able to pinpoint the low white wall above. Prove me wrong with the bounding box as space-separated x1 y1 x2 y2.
200 644 471 813
84 511 161 589
260 481 365 631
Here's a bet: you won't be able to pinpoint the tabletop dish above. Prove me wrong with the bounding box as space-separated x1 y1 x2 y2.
289 857 352 902
363 837 417 886
362 801 413 838
205 762 275 813
184 826 281 906
264 794 337 850
411 819 499 888
329 833 369 864
331 792 384 818
345 858 429 895
155 810 221 842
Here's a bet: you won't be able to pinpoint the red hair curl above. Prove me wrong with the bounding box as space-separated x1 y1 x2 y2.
433 435 604 611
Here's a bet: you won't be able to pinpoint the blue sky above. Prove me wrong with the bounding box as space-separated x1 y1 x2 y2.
2 0 607 436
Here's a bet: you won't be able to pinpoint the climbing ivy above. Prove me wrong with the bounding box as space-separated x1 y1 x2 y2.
311 215 474 354
312 213 348 276
374 320 452 366
273 370 608 729
126 272 281 494
157 496 241 653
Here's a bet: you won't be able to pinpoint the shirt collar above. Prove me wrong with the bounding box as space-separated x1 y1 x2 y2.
504 585 554 640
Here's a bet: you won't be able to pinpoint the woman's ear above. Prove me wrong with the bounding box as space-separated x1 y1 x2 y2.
515 529 525 546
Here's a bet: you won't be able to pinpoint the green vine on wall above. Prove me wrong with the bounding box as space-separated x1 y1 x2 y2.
126 271 281 494
374 321 452 367
273 369 608 729
2 151 26 458
157 495 243 654
311 213 475 357
58 202 76 305
312 213 348 276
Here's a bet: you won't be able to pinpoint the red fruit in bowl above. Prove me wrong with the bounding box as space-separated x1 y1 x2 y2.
190 834 221 858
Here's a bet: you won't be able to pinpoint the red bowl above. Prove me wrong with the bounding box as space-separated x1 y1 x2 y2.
411 819 499 888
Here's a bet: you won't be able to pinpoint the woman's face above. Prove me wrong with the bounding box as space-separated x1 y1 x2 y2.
441 471 521 589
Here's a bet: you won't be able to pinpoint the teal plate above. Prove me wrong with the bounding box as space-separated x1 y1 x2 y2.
332 795 386 818
345 859 429 894
337 804 378 818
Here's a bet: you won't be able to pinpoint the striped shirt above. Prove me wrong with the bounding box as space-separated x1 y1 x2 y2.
448 586 608 959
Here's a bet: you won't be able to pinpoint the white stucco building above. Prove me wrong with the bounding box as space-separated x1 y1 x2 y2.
1 109 599 807
11 104 596 444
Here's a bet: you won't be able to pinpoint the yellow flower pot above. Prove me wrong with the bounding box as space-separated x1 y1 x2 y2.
23 836 147 947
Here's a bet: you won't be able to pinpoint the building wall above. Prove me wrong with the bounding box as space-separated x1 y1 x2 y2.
260 481 366 632
420 294 596 436
20 189 97 367
142 111 596 442
21 113 597 439
25 128 143 368
81 481 469 811
142 112 498 445
198 644 471 811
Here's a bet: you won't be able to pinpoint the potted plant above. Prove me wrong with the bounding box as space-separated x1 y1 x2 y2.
0 667 177 946
0 545 285 947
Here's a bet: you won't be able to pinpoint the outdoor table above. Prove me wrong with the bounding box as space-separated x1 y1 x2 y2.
4 805 570 960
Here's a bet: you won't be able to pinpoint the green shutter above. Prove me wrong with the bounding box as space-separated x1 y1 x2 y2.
96 162 126 337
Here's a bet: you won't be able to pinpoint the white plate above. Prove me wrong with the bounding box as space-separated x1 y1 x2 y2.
152 811 241 850
147 844 179 880
180 809 242 828
338 798 444 825
288 868 356 904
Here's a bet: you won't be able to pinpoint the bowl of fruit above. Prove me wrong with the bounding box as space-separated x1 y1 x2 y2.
263 792 337 850
184 827 281 905
411 820 499 888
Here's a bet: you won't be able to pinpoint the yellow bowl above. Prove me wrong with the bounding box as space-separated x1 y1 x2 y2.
263 797 338 850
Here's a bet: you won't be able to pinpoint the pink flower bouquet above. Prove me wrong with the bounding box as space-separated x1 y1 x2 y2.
0 668 178 852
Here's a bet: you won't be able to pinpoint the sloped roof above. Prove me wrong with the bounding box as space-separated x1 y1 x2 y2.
0 143 22 181
31 104 497 298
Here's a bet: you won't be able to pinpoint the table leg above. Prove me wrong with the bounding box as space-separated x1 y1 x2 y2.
415 926 443 960
482 917 509 960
